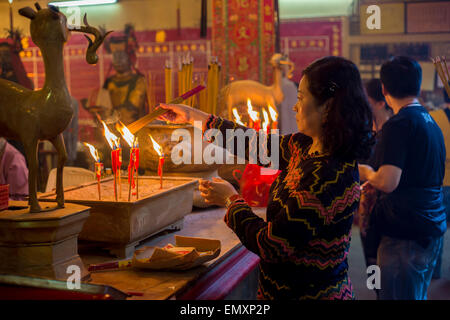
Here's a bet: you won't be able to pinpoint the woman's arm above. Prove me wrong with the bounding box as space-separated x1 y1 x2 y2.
158 103 293 170
204 160 357 264
224 193 324 263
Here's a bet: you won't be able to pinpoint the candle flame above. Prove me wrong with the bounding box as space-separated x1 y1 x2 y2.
247 99 259 121
262 109 269 132
149 135 163 157
116 121 135 148
268 105 278 121
232 108 245 126
101 120 119 149
83 142 100 162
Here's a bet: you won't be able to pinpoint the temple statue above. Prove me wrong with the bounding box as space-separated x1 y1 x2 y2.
84 24 147 125
0 30 34 158
0 30 34 90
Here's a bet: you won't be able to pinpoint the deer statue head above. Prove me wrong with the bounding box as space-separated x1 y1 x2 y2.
19 3 111 65
270 53 294 79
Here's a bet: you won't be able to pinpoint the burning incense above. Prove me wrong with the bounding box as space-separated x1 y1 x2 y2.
149 135 165 189
127 85 206 134
84 142 103 200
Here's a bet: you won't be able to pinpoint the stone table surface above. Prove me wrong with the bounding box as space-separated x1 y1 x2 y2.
80 206 266 300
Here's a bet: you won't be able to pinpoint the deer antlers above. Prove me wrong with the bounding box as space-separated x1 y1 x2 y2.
72 14 113 65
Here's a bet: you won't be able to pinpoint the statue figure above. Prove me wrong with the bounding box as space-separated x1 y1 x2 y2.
0 3 110 212
0 29 35 157
84 24 147 126
0 29 34 90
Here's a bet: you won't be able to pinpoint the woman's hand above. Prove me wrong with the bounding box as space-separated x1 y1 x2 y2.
158 103 210 125
358 164 375 182
198 177 239 207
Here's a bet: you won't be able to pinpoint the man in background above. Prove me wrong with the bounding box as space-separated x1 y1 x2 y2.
359 56 447 300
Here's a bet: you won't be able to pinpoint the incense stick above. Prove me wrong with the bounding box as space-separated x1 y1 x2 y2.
127 85 206 134
442 56 450 81
432 57 450 97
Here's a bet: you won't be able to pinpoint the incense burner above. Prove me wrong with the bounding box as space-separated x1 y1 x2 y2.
39 176 198 258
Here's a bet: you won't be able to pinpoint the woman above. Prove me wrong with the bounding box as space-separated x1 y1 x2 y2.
159 56 374 300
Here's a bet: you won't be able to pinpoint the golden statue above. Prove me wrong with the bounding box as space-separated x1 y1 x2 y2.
0 4 110 212
84 25 147 125
217 53 294 119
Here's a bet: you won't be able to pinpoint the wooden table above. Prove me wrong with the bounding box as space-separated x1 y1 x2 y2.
81 206 265 300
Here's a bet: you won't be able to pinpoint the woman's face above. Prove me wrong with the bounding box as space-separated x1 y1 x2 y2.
368 96 385 112
293 76 326 139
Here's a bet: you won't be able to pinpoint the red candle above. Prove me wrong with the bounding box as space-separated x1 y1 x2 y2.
253 120 260 132
84 142 102 200
134 141 140 199
158 155 165 190
149 135 165 189
116 122 139 201
117 145 122 199
128 139 140 201
102 121 120 201
111 147 118 201
95 162 103 200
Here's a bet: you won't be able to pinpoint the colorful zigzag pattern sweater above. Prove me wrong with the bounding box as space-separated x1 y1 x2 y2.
204 115 359 300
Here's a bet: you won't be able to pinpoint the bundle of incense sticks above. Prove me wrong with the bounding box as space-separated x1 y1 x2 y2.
127 85 206 134
178 54 195 107
432 56 450 97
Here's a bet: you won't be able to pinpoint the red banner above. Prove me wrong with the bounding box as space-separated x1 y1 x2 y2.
212 0 275 85
280 19 343 84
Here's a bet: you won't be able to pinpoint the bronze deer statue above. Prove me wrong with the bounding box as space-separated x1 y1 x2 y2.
0 3 111 212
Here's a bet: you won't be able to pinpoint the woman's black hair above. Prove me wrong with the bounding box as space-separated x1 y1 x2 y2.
303 56 375 160
365 78 393 113
365 78 385 102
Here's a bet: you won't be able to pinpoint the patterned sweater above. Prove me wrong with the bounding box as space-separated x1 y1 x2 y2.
204 116 359 300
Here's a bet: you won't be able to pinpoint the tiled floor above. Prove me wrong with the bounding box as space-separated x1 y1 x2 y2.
348 225 450 300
